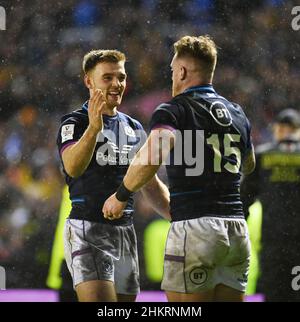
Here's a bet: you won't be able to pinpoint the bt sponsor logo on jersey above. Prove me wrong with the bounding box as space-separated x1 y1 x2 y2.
291 266 300 291
292 6 300 31
209 101 232 127
0 6 6 31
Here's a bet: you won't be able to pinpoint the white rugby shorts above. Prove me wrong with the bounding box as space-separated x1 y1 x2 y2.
162 216 250 293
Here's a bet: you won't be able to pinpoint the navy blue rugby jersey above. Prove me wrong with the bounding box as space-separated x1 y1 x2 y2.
57 101 146 225
150 85 253 221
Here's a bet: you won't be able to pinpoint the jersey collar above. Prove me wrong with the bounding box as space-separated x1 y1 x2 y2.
183 84 216 94
82 101 88 111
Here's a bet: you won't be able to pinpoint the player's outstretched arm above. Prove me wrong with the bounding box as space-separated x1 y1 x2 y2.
241 150 259 220
102 128 175 220
242 145 256 175
141 175 171 221
62 89 105 177
123 128 175 192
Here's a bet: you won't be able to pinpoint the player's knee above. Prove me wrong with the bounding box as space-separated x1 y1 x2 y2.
214 283 244 302
76 280 117 302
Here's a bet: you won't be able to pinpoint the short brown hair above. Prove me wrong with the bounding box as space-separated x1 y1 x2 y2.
82 49 126 74
174 35 217 76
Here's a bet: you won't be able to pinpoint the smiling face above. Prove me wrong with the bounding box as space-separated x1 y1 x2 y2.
85 61 127 110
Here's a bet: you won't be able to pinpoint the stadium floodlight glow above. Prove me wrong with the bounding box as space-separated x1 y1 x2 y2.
291 6 300 31
0 6 5 30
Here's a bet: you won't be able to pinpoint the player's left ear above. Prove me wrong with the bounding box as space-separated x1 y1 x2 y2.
180 66 187 81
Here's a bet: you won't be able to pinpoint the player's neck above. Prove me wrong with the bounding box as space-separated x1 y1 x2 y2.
181 80 213 94
103 106 117 116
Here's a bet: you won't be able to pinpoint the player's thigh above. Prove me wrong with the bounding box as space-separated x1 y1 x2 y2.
214 284 244 302
114 225 140 297
227 219 251 264
64 219 118 298
76 280 117 302
219 219 250 295
166 290 214 302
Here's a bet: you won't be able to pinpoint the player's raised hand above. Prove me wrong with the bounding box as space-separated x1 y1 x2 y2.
88 88 106 133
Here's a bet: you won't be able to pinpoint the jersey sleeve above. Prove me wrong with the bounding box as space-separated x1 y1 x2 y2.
150 103 182 131
134 120 147 150
56 116 86 155
240 153 260 219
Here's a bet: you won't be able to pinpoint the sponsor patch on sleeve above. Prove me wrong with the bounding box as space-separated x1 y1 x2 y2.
61 124 75 143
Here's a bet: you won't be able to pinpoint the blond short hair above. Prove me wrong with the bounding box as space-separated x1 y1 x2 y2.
174 35 217 77
82 49 126 74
